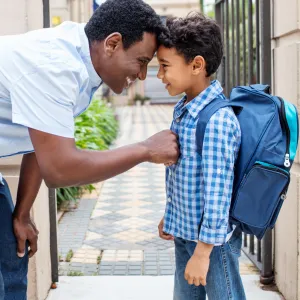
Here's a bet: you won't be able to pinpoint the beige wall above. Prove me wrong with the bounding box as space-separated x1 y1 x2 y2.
273 0 300 299
145 0 200 18
51 0 92 26
0 1 52 299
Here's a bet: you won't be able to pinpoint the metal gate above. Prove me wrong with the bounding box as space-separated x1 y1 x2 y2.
215 0 273 284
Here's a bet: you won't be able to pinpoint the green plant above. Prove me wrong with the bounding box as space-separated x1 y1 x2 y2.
132 94 151 105
57 99 118 208
65 249 74 262
97 255 101 264
67 271 84 276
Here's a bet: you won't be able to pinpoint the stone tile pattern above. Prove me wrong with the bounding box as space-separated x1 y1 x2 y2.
58 106 258 276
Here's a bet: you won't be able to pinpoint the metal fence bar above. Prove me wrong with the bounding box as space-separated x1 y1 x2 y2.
225 0 230 95
248 0 254 84
231 0 235 87
257 239 262 262
255 0 260 83
43 0 59 285
260 0 273 285
242 0 247 85
235 0 240 86
249 235 255 254
243 232 247 247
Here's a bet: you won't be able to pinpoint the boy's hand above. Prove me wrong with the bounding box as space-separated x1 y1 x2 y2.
184 241 214 286
158 218 174 241
184 253 209 286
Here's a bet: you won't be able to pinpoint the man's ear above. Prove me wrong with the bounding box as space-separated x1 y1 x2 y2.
192 55 206 75
104 33 123 57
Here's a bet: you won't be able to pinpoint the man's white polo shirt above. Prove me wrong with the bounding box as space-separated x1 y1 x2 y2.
0 21 102 158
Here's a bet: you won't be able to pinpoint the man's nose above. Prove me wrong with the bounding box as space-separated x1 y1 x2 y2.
138 66 148 81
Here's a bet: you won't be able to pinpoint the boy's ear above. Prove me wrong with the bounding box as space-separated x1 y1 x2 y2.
104 33 123 57
192 55 206 75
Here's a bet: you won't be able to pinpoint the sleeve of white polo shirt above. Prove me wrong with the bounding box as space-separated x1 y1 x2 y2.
10 62 79 138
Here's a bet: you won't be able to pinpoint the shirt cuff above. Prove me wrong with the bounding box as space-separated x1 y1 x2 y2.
198 224 228 245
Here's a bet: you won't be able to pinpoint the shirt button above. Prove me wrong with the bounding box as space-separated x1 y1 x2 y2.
176 118 180 123
168 197 172 203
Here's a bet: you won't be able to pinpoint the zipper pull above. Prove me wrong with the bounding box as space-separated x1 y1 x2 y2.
281 193 287 200
284 153 291 168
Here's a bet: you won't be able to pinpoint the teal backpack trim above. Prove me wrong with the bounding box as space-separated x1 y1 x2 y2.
284 100 299 161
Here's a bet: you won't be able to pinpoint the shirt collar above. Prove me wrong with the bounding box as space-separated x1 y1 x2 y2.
174 80 223 119
78 23 103 88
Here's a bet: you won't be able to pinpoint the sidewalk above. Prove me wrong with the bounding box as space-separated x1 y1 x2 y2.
50 105 282 299
48 275 282 300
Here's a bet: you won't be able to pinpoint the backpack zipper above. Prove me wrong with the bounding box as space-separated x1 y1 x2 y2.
278 97 291 168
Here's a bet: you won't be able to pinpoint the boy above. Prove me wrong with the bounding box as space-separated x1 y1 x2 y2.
157 13 246 300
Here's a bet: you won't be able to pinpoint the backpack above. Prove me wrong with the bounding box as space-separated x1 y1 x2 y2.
196 84 299 239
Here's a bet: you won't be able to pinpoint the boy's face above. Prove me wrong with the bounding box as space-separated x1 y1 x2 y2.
157 46 194 97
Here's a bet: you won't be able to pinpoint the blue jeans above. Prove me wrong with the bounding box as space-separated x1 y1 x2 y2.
174 229 246 300
0 179 28 300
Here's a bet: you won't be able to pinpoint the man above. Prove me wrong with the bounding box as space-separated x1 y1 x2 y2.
0 0 178 298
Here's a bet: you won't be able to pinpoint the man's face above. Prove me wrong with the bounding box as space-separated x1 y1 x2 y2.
101 32 157 94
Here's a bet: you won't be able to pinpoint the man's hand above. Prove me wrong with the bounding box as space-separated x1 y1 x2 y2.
158 217 174 241
142 130 179 165
13 214 39 258
184 253 210 286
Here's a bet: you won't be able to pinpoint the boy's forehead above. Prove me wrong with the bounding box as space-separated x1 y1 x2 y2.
157 46 177 59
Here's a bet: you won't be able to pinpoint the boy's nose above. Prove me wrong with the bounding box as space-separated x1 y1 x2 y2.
157 70 163 80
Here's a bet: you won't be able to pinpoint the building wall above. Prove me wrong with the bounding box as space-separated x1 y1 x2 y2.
273 0 300 299
50 0 92 26
0 1 52 299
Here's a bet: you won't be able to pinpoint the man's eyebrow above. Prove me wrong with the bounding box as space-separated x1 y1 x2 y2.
139 56 152 62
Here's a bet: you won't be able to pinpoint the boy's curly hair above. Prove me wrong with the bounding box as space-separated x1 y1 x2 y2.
162 12 223 77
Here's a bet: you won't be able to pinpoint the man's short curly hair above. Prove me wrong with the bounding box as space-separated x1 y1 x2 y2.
161 12 223 77
85 0 168 49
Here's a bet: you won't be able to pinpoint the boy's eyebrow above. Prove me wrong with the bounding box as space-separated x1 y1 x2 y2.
158 58 170 63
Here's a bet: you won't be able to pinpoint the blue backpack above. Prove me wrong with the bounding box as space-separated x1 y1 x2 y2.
196 84 299 239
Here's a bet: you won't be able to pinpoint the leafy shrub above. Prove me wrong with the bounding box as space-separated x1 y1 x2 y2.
56 99 119 209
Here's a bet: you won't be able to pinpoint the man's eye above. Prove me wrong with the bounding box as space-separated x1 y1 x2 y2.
162 64 168 68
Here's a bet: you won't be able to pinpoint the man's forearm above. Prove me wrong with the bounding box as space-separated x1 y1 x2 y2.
14 153 43 218
45 142 148 188
29 128 178 188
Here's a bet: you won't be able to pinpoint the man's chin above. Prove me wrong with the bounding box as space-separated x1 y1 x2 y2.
110 86 124 95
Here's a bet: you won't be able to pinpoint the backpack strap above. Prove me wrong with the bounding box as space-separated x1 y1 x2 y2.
196 97 242 155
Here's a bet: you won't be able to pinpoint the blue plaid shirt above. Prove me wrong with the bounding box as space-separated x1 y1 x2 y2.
163 80 241 245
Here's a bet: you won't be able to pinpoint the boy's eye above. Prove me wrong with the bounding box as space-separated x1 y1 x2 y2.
162 64 168 68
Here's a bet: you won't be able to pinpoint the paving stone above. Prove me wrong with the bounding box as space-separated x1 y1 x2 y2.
128 270 142 275
160 269 174 275
99 270 113 275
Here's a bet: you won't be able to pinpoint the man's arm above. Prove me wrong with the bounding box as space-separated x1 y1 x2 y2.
13 153 41 258
29 128 179 188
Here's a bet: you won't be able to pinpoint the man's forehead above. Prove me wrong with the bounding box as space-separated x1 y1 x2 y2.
132 32 157 55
